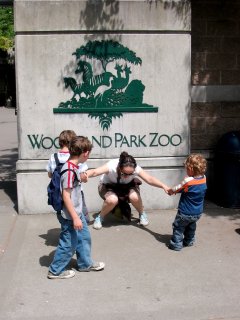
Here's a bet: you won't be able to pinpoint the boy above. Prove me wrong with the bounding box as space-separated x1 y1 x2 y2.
168 154 207 251
46 130 76 178
46 130 90 223
47 136 105 279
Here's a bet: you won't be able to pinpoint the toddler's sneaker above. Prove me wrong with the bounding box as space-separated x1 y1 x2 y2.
139 212 149 226
78 262 105 272
168 244 182 251
93 214 103 230
183 241 194 247
47 269 75 279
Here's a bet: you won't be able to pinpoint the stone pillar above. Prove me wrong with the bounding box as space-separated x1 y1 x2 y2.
15 0 191 214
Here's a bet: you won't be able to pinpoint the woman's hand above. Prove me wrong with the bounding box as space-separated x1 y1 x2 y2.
162 185 171 195
168 188 175 196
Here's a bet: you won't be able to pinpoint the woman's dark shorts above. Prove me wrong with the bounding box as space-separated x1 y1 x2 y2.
98 178 142 202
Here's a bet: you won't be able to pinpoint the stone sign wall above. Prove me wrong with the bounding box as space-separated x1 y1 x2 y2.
15 0 191 214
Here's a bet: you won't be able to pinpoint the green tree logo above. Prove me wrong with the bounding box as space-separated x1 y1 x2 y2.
54 40 158 130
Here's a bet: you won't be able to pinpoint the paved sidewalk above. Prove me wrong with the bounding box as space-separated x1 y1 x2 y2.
0 107 240 320
0 107 18 259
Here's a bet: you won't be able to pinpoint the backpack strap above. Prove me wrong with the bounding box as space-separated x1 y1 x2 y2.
54 153 60 166
60 168 79 182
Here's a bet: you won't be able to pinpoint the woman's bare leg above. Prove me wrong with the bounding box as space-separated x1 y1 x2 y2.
99 192 118 218
93 192 119 229
128 190 144 214
129 190 149 226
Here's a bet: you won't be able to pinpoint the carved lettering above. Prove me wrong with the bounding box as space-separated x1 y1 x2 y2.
27 133 183 150
27 134 43 149
149 133 158 147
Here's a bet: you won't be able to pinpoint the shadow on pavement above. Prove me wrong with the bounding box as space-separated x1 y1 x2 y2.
203 200 240 220
235 228 240 235
0 180 18 211
91 212 172 245
129 219 172 245
39 228 60 248
0 148 18 180
38 227 79 270
39 250 55 268
0 147 18 210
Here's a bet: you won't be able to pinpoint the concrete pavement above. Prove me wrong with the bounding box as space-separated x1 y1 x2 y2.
0 107 240 320
0 107 18 260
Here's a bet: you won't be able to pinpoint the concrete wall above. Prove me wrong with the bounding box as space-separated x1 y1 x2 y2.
15 0 191 214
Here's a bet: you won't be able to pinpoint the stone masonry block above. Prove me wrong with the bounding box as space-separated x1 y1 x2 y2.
192 3 224 20
192 70 220 85
14 0 192 213
191 133 220 150
191 117 206 134
193 2 240 20
206 53 237 70
15 0 191 32
221 38 240 53
192 37 221 53
192 52 206 69
221 70 240 85
207 20 238 36
205 117 240 134
191 102 221 117
221 102 240 117
192 19 207 36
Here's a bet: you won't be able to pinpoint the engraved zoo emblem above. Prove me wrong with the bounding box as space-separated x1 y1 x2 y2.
54 40 158 130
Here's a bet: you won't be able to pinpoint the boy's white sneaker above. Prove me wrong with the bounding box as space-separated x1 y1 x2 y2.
78 262 105 272
47 269 75 279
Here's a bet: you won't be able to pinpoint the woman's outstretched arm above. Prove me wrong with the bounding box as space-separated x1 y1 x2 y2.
86 163 109 178
138 169 170 194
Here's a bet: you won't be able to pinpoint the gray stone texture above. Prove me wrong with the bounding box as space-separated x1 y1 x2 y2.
15 0 191 213
15 0 191 32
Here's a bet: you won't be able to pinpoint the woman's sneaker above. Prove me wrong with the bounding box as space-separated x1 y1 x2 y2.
93 214 103 230
47 269 75 279
139 212 149 226
78 261 105 272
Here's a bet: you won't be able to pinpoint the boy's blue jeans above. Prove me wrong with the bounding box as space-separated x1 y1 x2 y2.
49 213 93 275
170 211 202 251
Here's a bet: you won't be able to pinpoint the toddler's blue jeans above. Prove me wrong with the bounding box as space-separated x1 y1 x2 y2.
49 212 93 275
169 211 202 251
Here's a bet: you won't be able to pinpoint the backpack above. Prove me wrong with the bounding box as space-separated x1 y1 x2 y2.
112 200 132 222
47 153 77 212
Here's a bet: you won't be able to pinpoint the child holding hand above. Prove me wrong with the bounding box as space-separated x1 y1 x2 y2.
168 154 207 251
48 136 105 279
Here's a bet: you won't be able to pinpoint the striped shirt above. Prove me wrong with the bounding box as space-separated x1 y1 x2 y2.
46 151 88 174
173 175 207 215
46 151 88 191
60 161 82 220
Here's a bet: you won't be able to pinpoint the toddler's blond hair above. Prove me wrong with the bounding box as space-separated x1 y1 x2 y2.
184 154 207 176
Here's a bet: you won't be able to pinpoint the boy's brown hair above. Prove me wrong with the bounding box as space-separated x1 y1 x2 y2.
58 130 77 148
69 136 93 156
184 153 207 176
